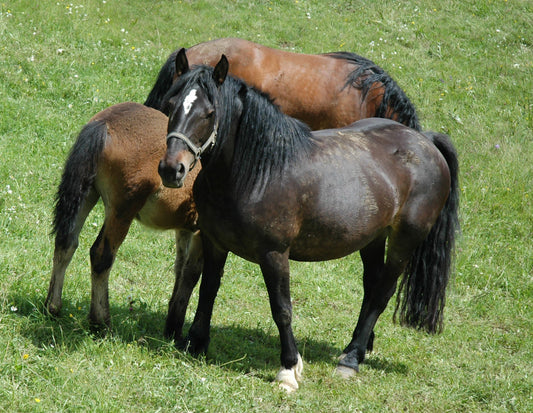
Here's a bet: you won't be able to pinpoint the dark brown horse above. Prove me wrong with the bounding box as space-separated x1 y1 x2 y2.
45 102 202 339
158 53 459 391
145 37 421 131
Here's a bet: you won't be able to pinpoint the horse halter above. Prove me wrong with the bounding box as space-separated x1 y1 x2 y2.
165 117 218 170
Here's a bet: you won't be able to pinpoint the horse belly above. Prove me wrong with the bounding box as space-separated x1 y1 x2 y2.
289 167 397 261
289 211 388 262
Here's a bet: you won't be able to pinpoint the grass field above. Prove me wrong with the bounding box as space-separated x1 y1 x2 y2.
0 0 531 411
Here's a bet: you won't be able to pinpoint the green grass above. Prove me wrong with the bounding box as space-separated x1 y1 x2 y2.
0 0 531 411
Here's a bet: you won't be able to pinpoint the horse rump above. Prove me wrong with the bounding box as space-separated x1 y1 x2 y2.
395 131 460 333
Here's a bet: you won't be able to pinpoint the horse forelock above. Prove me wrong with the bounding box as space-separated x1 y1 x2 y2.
161 65 219 115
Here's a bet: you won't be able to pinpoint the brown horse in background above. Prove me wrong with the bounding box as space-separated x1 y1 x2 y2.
145 37 421 131
45 102 202 338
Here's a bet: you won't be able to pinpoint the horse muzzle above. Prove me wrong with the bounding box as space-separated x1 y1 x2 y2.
158 158 187 188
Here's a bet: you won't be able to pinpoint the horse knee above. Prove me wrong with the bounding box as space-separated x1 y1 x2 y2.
90 233 114 275
271 305 292 328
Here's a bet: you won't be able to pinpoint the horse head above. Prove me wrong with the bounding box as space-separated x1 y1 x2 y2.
158 49 228 188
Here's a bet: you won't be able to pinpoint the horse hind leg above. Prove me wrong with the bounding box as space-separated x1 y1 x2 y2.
165 229 203 342
337 235 403 377
45 189 99 316
89 209 134 327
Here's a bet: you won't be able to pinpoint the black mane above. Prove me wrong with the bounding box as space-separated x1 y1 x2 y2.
325 51 421 131
232 82 313 198
144 49 182 112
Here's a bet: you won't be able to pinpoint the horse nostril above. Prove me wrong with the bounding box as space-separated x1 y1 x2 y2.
176 162 186 177
158 160 168 178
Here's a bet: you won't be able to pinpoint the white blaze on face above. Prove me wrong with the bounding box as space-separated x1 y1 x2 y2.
183 89 198 115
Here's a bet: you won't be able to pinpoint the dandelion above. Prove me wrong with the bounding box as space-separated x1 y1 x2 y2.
23 354 29 360
35 398 41 403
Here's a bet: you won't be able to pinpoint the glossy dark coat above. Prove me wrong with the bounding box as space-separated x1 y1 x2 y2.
159 53 459 390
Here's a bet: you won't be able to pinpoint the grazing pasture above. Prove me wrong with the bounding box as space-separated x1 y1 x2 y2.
0 0 531 411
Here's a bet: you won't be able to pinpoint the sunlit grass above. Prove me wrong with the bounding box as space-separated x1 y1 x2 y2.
0 0 531 411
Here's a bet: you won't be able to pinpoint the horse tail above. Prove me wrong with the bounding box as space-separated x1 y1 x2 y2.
144 49 181 113
395 131 460 333
52 120 107 249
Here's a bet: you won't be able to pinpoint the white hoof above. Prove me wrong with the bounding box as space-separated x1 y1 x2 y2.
275 353 303 393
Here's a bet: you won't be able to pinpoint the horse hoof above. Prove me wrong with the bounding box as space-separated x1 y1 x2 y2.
45 302 61 317
335 364 358 379
178 335 209 356
275 353 303 393
336 352 359 378
278 380 298 393
276 370 299 393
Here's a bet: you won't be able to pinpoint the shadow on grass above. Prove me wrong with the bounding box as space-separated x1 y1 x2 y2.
9 291 408 376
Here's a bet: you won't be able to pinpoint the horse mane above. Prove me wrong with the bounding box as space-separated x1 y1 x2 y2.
231 82 314 198
144 49 184 112
325 51 421 131
163 65 314 199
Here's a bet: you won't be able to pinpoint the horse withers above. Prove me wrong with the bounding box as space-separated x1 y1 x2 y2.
46 102 202 340
158 52 459 391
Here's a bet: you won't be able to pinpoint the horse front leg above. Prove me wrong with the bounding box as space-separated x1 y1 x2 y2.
165 230 203 342
260 250 302 393
183 235 227 355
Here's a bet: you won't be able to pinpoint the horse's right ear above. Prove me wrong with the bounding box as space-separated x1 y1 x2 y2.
175 48 189 77
213 55 229 87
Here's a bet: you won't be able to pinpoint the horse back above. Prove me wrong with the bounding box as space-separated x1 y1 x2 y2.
248 120 448 261
185 38 368 129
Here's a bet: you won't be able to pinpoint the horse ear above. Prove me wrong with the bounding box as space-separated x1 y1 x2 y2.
175 48 189 77
213 54 229 87
238 84 247 101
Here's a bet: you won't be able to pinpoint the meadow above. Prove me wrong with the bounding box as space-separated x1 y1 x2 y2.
0 0 531 411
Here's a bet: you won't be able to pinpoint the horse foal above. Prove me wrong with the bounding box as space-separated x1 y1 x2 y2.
46 102 201 340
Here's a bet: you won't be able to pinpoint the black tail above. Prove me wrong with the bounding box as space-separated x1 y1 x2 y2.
144 49 182 113
326 52 421 131
395 131 460 333
52 120 107 249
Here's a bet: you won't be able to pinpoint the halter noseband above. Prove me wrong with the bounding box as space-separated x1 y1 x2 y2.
165 118 218 170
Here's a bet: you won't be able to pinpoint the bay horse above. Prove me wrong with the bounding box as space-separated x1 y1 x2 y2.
158 53 459 391
45 102 203 339
144 37 421 131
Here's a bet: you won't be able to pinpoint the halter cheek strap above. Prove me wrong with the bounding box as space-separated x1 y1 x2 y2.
166 119 218 170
